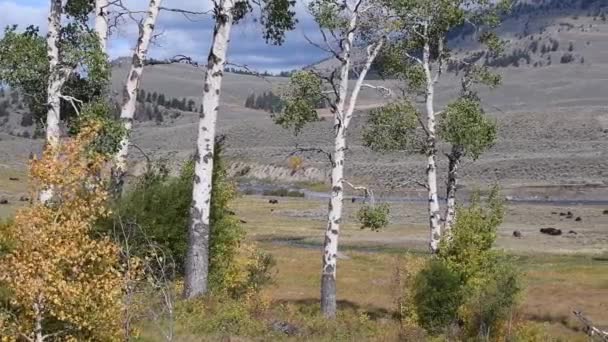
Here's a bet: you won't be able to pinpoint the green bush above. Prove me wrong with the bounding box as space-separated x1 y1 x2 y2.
356 203 390 231
413 260 463 334
411 187 521 340
100 137 259 296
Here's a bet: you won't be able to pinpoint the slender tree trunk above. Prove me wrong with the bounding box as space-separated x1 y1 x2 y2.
444 145 462 234
183 0 234 299
320 11 357 319
33 294 44 342
94 0 109 54
422 38 442 254
45 0 64 149
112 0 162 194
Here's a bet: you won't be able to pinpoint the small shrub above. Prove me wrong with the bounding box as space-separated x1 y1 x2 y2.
356 203 390 231
561 53 575 64
20 112 33 127
413 260 463 334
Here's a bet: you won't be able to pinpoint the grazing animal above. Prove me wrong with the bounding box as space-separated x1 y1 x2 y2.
551 211 558 215
575 216 582 222
568 230 577 235
540 227 562 236
8 177 19 181
19 196 29 202
603 209 608 215
559 212 567 216
0 198 8 204
351 197 356 203
513 230 522 238
268 199 279 204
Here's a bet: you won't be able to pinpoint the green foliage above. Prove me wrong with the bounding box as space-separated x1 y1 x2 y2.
0 22 109 128
438 186 504 282
413 260 463 334
409 187 521 339
273 71 324 135
308 0 349 30
438 98 497 160
356 203 390 231
362 101 422 153
68 101 125 156
102 138 269 298
258 0 298 45
0 25 48 119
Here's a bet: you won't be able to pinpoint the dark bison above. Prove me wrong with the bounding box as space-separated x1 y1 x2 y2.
268 199 279 204
540 228 562 236
513 230 522 238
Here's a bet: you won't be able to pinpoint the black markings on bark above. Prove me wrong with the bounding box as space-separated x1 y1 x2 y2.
202 152 213 164
194 175 201 184
330 229 338 235
129 70 138 81
332 186 342 192
204 83 210 93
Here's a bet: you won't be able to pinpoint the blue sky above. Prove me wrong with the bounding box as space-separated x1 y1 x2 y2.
0 0 327 72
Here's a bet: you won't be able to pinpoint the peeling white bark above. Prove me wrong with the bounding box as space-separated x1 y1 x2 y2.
113 0 162 192
422 36 442 254
94 0 109 54
45 0 64 149
321 12 384 318
183 0 235 299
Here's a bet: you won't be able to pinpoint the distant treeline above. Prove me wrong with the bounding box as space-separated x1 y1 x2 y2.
244 91 328 113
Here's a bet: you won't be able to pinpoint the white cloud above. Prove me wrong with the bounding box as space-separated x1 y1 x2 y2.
0 0 327 72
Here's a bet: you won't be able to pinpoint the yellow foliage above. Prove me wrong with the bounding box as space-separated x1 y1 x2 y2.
287 155 304 173
0 123 124 341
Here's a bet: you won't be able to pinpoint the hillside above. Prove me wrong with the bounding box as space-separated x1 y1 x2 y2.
3 0 608 198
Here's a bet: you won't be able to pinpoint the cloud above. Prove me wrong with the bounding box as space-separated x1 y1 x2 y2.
0 0 328 72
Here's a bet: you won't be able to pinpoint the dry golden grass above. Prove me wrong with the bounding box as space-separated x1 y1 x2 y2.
233 195 608 340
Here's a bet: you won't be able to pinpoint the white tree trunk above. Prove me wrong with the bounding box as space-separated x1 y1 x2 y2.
45 0 64 149
94 0 109 54
113 0 162 192
321 13 384 319
183 0 235 299
422 38 442 254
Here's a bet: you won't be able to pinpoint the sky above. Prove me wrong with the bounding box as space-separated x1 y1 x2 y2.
0 0 328 73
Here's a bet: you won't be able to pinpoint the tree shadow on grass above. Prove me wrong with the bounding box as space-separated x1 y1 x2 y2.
274 298 394 320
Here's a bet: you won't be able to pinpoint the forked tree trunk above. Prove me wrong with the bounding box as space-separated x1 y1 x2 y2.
45 0 64 149
422 38 442 254
183 0 235 299
444 145 462 234
94 0 109 54
320 15 385 319
113 0 162 194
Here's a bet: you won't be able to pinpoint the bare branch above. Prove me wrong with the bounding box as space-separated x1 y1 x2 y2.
573 310 608 341
59 95 83 116
225 62 273 84
289 147 334 166
360 84 393 97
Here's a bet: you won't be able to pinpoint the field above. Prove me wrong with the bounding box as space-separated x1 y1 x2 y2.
3 184 607 340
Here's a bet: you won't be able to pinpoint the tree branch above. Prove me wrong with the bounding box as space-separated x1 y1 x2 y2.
573 310 608 341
